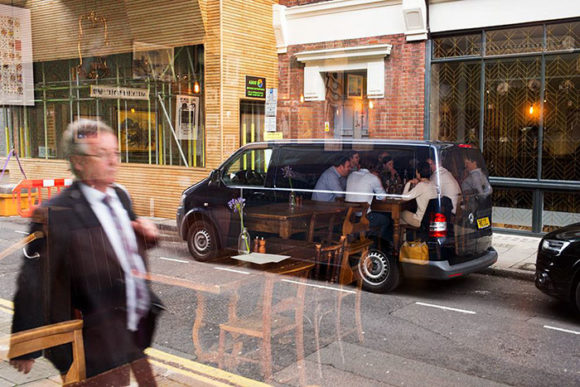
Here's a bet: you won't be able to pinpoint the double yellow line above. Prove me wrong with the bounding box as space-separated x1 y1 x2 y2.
0 297 269 386
0 298 13 315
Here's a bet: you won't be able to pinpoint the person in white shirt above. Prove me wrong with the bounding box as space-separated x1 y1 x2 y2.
345 157 391 240
427 157 461 214
401 161 438 228
462 154 492 199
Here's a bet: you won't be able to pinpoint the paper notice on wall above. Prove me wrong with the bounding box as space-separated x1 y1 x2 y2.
264 132 283 141
265 88 277 117
0 4 34 106
265 116 277 132
175 95 199 140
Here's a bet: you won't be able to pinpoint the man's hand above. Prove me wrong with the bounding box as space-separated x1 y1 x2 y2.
9 359 35 374
132 218 159 242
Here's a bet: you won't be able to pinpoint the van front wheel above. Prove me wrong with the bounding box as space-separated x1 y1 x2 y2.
359 249 400 293
187 220 218 262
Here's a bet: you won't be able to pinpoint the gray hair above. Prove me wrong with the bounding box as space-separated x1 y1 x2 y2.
62 119 115 178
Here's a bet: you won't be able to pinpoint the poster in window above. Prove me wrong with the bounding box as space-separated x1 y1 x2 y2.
347 74 363 99
175 95 199 140
133 42 174 82
0 4 34 105
118 110 156 152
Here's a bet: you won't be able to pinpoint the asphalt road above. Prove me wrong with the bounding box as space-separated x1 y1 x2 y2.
0 219 578 386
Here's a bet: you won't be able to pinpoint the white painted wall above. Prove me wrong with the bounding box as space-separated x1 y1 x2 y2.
278 0 580 49
284 0 406 46
430 0 580 33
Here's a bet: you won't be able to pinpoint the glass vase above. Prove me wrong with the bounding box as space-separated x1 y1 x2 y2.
237 227 251 255
289 190 296 208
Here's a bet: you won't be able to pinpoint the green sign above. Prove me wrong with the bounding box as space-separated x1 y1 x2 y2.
245 76 266 98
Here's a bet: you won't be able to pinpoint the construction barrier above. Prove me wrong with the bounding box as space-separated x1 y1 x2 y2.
11 179 73 218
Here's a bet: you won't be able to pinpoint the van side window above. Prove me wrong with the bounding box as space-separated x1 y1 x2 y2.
222 148 273 187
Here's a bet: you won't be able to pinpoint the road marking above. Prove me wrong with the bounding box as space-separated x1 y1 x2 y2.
146 348 270 387
544 325 580 335
0 305 13 315
14 231 29 235
0 299 13 309
159 257 189 263
415 301 476 315
282 279 357 294
213 266 250 275
148 360 232 387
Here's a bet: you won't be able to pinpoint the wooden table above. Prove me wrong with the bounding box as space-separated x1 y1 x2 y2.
244 200 349 241
143 253 315 363
371 198 405 251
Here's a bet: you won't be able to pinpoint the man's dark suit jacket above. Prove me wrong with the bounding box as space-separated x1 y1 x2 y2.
11 181 162 378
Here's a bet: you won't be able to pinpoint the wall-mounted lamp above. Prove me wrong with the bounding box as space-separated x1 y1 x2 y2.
299 94 304 103
369 101 374 109
193 81 200 94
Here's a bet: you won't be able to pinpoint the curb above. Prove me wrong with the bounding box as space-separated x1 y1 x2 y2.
480 266 535 282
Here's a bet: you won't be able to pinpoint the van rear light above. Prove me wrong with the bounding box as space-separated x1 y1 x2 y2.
429 213 447 237
458 144 475 148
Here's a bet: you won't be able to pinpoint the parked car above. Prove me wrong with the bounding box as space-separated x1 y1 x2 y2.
177 139 498 293
535 223 580 312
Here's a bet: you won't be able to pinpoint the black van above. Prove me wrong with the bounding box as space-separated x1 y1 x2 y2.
177 140 497 293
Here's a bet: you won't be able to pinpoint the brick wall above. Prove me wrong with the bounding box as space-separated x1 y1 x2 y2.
277 35 426 140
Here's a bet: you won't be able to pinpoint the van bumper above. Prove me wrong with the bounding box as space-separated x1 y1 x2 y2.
400 248 498 280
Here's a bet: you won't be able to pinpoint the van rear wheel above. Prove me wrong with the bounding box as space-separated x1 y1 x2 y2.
187 220 218 262
359 249 400 293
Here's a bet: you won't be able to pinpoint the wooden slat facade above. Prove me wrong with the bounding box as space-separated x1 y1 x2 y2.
1 0 279 220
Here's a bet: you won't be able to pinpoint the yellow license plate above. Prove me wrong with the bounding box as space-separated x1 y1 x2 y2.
477 217 490 229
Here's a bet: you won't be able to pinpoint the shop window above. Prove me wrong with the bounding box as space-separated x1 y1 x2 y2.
433 34 482 58
483 57 541 179
546 21 580 52
486 26 544 56
542 54 580 181
240 101 265 145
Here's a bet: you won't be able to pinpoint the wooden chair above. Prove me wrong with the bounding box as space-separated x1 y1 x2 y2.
217 274 307 385
3 320 85 385
309 235 364 377
315 235 347 282
338 203 374 286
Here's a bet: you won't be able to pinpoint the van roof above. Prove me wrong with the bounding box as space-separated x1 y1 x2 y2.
244 138 461 149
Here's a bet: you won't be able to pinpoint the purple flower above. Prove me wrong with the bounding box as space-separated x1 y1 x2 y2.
228 197 246 213
281 166 296 179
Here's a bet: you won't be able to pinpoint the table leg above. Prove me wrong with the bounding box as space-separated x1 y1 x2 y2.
392 206 400 252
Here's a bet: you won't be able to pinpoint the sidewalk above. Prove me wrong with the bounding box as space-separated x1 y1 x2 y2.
152 217 540 282
0 301 267 386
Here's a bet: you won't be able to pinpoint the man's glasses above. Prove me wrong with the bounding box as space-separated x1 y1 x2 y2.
83 151 121 161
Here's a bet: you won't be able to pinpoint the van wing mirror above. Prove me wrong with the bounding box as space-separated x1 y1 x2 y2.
209 169 222 186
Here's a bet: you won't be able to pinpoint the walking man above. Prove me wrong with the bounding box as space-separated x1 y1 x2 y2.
10 119 162 385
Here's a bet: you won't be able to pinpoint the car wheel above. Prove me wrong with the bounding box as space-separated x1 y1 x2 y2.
187 220 218 262
358 248 400 293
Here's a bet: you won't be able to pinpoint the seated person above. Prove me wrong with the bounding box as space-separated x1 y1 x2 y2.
381 156 402 194
345 157 391 241
427 157 460 214
349 151 360 172
401 161 438 228
312 155 351 202
462 154 492 199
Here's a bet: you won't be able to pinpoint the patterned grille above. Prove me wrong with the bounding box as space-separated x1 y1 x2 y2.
430 62 480 146
483 58 541 178
547 21 580 51
433 34 481 58
492 188 533 230
486 26 544 56
542 54 580 181
543 191 580 231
